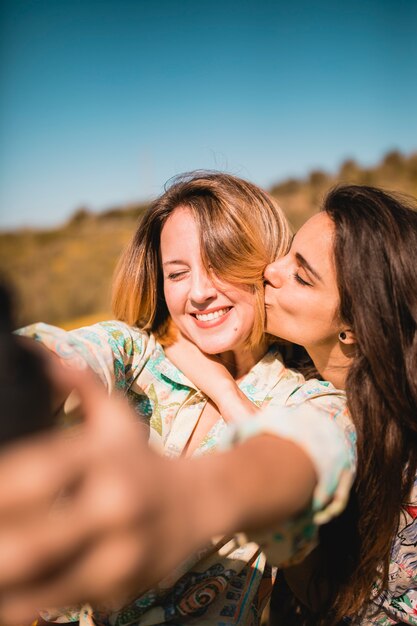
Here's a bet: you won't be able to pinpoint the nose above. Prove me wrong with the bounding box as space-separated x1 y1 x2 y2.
264 259 285 288
189 268 217 305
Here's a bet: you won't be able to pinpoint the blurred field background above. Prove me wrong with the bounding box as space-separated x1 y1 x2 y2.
1 149 416 329
1 1 416 330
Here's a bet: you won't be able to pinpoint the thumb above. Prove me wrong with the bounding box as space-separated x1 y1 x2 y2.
71 369 145 443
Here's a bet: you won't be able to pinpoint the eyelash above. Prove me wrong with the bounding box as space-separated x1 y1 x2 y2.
293 272 312 287
168 271 187 281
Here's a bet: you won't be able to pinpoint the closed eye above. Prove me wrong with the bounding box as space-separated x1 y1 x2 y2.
293 272 312 287
168 271 188 281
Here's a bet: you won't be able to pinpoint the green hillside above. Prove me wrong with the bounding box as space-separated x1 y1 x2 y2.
1 150 416 328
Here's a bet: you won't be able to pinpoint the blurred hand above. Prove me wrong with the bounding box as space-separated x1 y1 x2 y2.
0 347 312 626
0 370 212 625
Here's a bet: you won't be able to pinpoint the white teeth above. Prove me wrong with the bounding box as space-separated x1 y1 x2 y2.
195 307 230 322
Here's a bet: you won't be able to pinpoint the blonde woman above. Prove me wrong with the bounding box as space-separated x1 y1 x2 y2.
16 172 349 626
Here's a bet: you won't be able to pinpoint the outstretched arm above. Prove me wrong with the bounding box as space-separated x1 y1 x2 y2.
0 372 317 625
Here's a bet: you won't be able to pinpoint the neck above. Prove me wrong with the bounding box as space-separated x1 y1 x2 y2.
307 341 353 390
218 340 268 381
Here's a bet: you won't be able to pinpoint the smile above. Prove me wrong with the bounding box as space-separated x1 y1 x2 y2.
194 307 231 322
190 306 232 328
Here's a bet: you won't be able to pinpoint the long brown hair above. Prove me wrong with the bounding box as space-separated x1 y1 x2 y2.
112 171 290 348
319 185 417 622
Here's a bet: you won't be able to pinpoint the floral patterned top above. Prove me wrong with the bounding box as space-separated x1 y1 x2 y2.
366 480 417 625
19 320 353 626
227 415 417 625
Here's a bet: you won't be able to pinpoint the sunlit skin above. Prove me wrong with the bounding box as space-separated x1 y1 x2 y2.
161 206 267 380
264 212 355 389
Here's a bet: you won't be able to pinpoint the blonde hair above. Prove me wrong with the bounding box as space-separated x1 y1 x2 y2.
112 171 291 348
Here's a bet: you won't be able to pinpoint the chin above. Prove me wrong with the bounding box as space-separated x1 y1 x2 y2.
265 318 283 337
193 335 242 355
196 342 233 355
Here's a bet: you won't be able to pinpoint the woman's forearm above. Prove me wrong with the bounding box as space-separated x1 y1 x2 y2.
182 434 317 545
212 380 259 423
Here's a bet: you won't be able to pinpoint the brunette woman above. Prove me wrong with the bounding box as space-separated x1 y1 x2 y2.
195 184 417 624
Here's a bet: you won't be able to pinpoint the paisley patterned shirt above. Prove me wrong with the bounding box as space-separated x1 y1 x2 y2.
227 418 417 625
19 320 353 626
364 481 417 625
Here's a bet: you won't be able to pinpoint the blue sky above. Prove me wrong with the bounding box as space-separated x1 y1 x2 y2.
1 0 416 229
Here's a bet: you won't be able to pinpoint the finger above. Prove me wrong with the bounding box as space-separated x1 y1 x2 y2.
77 380 148 447
72 368 130 427
0 599 38 626
0 533 148 625
0 443 152 588
0 500 91 588
0 376 139 514
0 430 89 515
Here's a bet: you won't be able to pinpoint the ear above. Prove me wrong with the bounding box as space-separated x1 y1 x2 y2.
339 329 356 345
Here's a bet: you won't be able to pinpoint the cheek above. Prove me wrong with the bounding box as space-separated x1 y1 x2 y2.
163 283 185 317
236 298 258 333
230 287 254 305
285 288 321 317
300 301 340 342
306 290 339 326
272 290 300 316
226 284 256 306
265 290 310 333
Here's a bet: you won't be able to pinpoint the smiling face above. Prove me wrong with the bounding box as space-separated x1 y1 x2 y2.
160 207 258 355
264 212 342 351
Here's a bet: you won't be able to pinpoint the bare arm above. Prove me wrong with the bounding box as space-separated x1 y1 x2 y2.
188 434 317 536
0 371 317 625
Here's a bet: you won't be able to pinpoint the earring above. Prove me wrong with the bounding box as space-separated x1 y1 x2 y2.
339 331 347 341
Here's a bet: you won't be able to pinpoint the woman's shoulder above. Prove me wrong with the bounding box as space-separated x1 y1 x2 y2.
19 319 154 349
277 376 356 468
17 321 158 387
286 377 346 407
69 320 154 348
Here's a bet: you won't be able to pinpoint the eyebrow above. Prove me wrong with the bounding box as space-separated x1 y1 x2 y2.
295 252 323 282
162 260 187 267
